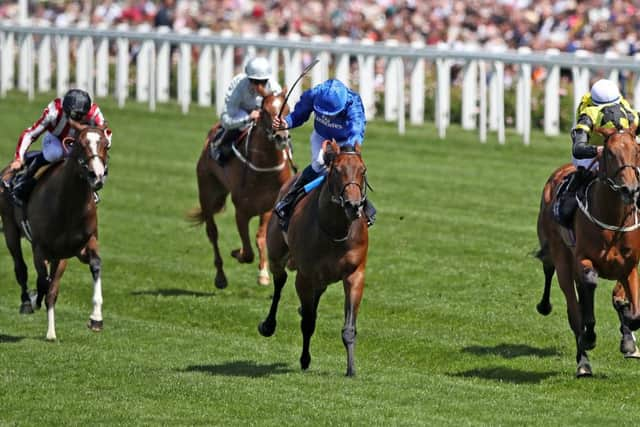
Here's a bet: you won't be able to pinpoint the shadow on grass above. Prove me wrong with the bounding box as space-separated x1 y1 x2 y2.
131 288 215 298
0 334 25 343
182 360 292 377
462 343 560 359
451 366 557 384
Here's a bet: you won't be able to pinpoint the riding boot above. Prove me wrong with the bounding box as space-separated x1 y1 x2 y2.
274 165 319 230
213 129 240 166
364 199 377 227
555 167 592 228
11 152 49 207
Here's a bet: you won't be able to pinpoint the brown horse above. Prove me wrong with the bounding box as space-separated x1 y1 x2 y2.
259 140 370 376
0 125 110 340
189 89 293 288
536 125 640 377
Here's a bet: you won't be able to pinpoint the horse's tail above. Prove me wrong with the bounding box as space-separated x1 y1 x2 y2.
186 207 207 226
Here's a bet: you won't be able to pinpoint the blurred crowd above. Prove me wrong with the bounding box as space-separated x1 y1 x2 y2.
1 0 640 56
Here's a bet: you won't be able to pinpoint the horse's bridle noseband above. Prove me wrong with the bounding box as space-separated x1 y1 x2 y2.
327 153 370 210
599 135 640 197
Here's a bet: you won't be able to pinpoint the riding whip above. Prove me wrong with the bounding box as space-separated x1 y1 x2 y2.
277 57 320 119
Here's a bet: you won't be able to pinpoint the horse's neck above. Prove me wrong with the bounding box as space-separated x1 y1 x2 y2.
316 184 351 238
47 159 92 208
251 125 282 159
591 181 633 224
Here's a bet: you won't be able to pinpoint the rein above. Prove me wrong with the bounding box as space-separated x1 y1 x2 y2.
576 180 640 232
231 123 289 172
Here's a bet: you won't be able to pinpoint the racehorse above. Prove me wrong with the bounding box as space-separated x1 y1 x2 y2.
258 140 370 376
0 124 110 340
536 125 640 377
189 89 293 288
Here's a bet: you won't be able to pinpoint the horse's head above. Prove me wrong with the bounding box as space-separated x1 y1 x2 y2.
323 139 368 222
66 124 110 191
597 124 640 205
258 87 291 150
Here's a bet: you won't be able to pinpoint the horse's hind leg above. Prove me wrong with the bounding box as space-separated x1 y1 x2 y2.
45 259 67 341
78 236 103 332
258 266 287 338
2 218 31 313
296 273 323 371
342 268 365 377
255 211 271 286
230 207 255 264
535 243 555 316
613 280 640 358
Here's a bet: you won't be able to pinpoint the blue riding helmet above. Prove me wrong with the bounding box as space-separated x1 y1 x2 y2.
313 79 348 116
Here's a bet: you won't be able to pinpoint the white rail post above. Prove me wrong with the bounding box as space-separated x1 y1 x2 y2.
572 50 591 124
56 27 70 97
214 30 233 116
396 57 405 135
95 25 109 98
335 36 350 86
384 39 399 121
198 28 213 107
516 47 532 145
178 29 191 114
148 39 156 112
479 60 487 143
461 44 479 130
156 26 171 103
311 35 330 87
435 43 452 138
544 48 561 136
357 39 376 120
493 59 505 144
17 29 31 92
136 24 152 102
76 22 94 93
283 34 302 107
409 39 425 125
115 23 129 108
266 32 280 83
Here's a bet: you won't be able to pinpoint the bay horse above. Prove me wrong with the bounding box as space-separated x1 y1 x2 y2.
536 125 640 377
189 89 293 288
0 124 110 340
258 140 370 376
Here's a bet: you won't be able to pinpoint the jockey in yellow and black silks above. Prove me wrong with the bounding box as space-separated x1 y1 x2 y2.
555 79 640 228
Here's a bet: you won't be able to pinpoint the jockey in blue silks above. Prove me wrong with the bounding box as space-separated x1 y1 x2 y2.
272 78 376 230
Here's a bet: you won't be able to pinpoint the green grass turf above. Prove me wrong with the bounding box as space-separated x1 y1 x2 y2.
0 92 639 426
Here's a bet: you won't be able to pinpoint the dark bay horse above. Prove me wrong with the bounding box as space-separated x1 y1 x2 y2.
536 125 640 377
259 140 370 376
189 89 293 288
0 125 110 340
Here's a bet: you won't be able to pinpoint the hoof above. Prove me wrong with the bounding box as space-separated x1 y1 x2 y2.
231 249 254 264
300 353 311 370
19 301 34 314
536 301 552 316
621 337 637 355
257 269 270 286
576 364 593 378
214 273 228 289
258 321 275 337
623 348 640 359
87 319 103 332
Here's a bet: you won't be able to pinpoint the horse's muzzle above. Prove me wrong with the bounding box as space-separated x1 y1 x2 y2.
344 200 364 222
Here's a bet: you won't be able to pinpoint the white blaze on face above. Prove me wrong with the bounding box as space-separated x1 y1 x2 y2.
86 131 105 178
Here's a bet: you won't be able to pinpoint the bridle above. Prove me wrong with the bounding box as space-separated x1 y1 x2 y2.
598 132 640 197
66 128 109 189
326 152 370 210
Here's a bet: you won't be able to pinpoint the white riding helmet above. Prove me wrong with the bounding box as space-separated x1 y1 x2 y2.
245 57 272 80
590 79 621 105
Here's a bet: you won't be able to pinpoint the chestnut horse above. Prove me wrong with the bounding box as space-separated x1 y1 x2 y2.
259 141 370 376
536 125 640 377
189 89 293 288
0 125 110 340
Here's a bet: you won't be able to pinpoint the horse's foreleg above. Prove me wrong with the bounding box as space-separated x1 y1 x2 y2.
255 211 271 286
45 259 67 341
3 218 31 313
296 273 318 371
81 236 103 332
258 266 287 337
32 248 50 310
342 268 365 377
612 282 640 357
231 208 254 264
621 266 640 331
576 259 598 352
537 263 555 316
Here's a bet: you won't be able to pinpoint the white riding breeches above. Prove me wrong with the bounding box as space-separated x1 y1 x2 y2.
572 156 599 171
42 133 65 162
310 130 348 173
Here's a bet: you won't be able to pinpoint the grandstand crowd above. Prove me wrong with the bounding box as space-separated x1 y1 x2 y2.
0 0 639 56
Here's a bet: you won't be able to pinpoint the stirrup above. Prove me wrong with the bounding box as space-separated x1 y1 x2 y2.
93 192 101 204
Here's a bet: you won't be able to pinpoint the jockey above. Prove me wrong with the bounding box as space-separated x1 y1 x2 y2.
556 78 640 227
212 56 282 165
2 88 109 207
272 78 376 229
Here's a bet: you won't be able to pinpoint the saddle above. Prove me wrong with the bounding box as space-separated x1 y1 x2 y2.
207 124 251 166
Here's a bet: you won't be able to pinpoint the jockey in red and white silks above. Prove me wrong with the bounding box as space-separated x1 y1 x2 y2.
14 96 106 164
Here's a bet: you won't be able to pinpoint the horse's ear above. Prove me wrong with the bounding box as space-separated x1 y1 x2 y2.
355 144 361 154
630 122 638 136
595 126 616 138
323 139 339 165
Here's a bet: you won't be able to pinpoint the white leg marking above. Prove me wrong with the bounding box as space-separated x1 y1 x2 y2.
90 276 103 322
46 306 56 341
